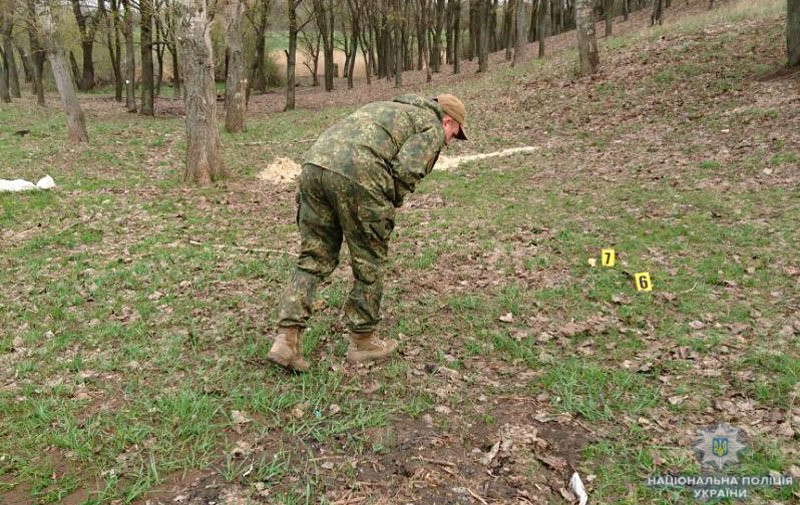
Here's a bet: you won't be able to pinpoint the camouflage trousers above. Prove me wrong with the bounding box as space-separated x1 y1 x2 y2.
277 164 395 333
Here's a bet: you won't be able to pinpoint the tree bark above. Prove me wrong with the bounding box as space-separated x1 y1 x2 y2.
575 0 599 75
651 0 663 26
467 0 477 60
419 0 432 82
0 52 9 102
122 0 136 112
488 0 498 53
511 0 526 67
154 8 165 96
16 43 32 83
140 0 155 115
503 0 513 61
315 0 335 91
71 0 97 91
603 0 613 36
452 0 460 73
538 0 548 58
477 0 488 72
431 0 445 72
346 1 358 88
39 1 89 142
223 0 246 132
25 0 44 105
2 0 21 98
789 0 800 66
102 0 124 101
285 0 299 110
175 0 229 184
248 0 270 96
394 0 403 86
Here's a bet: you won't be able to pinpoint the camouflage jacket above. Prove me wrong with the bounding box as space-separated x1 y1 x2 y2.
304 94 446 208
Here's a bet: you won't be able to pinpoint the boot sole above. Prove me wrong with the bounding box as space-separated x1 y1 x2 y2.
268 351 309 373
346 343 399 364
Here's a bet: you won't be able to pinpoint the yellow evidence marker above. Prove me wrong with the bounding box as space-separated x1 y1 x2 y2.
601 248 616 267
634 272 653 292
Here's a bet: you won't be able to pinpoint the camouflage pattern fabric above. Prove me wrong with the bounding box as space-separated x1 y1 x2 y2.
304 94 445 208
277 94 446 333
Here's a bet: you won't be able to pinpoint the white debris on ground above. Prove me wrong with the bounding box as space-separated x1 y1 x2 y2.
0 175 56 192
436 146 540 171
256 157 302 184
255 146 539 185
570 472 589 505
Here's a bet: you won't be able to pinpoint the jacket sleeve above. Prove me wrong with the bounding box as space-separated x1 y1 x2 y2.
389 126 444 207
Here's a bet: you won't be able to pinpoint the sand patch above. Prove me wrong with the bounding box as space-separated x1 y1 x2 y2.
436 146 540 171
256 157 302 185
255 146 540 185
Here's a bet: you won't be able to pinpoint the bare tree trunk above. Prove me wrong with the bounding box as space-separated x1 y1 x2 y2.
394 0 403 86
154 7 165 96
503 0 513 61
603 0 613 36
224 0 246 132
122 0 136 112
538 0 548 58
511 0 526 67
248 0 270 96
38 2 89 142
103 0 124 101
623 0 629 21
575 0 598 75
2 0 21 98
346 0 358 88
419 0 432 82
176 0 229 184
445 0 455 64
25 0 44 105
16 43 32 83
467 0 476 60
315 0 335 91
452 0 460 73
432 0 445 72
140 0 155 115
789 0 800 66
477 0 488 72
651 0 663 26
285 0 299 110
71 0 97 91
0 53 9 102
164 3 181 97
488 0 498 53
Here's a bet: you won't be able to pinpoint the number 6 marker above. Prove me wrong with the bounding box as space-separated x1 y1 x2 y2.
635 272 652 292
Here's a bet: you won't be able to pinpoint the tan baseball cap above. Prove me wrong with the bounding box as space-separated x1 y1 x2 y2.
435 93 468 140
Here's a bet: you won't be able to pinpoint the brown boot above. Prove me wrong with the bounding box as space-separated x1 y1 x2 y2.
346 332 398 364
268 326 310 372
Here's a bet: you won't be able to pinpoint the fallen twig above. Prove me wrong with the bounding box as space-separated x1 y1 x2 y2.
188 239 286 255
413 455 458 468
467 487 489 505
237 138 316 146
331 496 366 505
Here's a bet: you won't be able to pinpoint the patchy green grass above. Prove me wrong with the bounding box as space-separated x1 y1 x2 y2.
1 1 799 504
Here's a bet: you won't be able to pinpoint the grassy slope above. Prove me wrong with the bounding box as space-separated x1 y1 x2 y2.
1 0 798 503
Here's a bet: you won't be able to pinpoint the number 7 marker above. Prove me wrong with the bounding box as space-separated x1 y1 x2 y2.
601 248 616 267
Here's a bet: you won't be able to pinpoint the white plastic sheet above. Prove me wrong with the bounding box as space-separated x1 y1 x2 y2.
0 176 56 192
